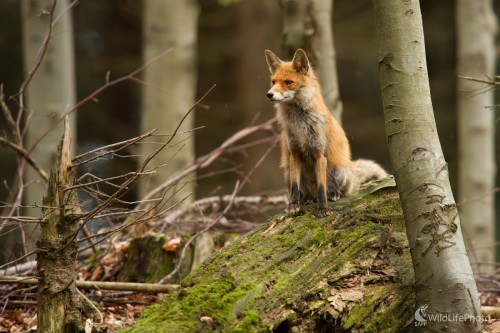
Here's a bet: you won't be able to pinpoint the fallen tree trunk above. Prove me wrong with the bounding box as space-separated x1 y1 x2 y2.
121 177 417 332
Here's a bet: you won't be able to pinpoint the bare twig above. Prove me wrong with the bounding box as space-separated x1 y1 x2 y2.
0 250 37 271
26 48 174 157
140 117 277 209
158 128 280 283
0 137 49 182
72 129 157 167
458 75 500 87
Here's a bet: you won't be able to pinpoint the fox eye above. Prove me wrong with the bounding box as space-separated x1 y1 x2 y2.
271 80 276 85
284 80 293 85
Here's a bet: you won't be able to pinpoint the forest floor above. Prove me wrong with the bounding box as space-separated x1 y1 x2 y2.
1 193 500 332
2 248 500 332
0 194 285 332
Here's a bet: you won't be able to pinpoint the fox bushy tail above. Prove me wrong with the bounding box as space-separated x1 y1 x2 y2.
349 159 387 190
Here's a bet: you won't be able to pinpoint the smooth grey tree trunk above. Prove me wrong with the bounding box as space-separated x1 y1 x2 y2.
281 0 309 58
140 0 199 202
281 0 343 122
456 0 497 275
20 0 76 252
310 0 343 122
372 0 481 331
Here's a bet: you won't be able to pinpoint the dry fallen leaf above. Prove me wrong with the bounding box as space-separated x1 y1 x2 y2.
163 237 181 252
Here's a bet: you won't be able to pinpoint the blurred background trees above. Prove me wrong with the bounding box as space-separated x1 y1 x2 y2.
0 0 498 267
457 0 497 274
140 0 199 201
0 0 77 261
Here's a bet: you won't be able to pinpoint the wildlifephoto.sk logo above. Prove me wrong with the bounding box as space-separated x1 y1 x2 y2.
414 304 489 327
414 304 428 326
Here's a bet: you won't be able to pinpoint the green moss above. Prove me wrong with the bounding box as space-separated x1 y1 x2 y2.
120 184 415 332
229 310 264 333
122 272 259 333
341 285 414 333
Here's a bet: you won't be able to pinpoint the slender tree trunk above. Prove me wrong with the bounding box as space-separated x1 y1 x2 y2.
20 0 77 251
310 0 343 121
457 0 497 275
140 0 199 201
372 1 481 331
280 0 343 122
281 0 309 59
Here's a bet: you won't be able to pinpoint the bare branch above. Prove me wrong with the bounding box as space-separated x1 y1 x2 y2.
26 48 174 157
0 137 49 182
140 117 277 208
0 276 180 293
458 75 500 87
72 129 157 166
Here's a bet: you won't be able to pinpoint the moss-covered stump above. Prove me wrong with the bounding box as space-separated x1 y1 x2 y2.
117 234 190 283
121 178 416 333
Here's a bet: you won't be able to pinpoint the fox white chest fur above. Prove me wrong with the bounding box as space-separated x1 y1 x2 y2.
277 102 327 159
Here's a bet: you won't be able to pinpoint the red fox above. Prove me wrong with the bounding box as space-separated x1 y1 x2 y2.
265 49 387 217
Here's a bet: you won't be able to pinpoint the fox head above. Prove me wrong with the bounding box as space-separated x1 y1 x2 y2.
264 49 317 104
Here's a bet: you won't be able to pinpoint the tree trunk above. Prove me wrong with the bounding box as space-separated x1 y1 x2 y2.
310 0 343 122
20 0 77 253
281 0 310 59
139 0 199 201
281 0 343 122
372 1 481 331
456 0 497 275
37 117 84 333
120 180 418 333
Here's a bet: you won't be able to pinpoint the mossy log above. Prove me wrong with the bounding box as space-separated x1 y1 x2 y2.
122 178 416 333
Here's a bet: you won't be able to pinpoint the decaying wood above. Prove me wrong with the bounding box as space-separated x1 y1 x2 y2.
37 117 85 333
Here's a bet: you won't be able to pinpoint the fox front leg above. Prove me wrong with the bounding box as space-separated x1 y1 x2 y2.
286 155 302 215
315 155 332 217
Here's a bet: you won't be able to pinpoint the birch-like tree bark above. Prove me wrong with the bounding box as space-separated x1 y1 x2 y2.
281 0 343 122
140 0 199 201
310 0 343 121
373 1 481 331
21 0 76 249
281 0 309 58
457 0 497 275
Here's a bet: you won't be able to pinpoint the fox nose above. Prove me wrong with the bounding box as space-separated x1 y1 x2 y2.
266 92 274 99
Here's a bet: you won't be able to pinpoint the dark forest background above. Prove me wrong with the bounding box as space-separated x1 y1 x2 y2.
0 0 499 226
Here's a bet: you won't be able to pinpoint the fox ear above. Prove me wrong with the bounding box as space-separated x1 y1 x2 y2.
292 49 309 74
265 49 282 74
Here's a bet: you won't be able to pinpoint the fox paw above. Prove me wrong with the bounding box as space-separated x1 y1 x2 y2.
316 207 332 217
285 203 301 215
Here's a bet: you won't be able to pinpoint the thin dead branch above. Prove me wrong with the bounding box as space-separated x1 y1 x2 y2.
0 276 179 293
458 75 500 87
25 48 174 157
139 117 278 210
0 137 49 182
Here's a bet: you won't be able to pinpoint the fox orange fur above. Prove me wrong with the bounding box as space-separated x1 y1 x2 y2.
265 49 387 216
